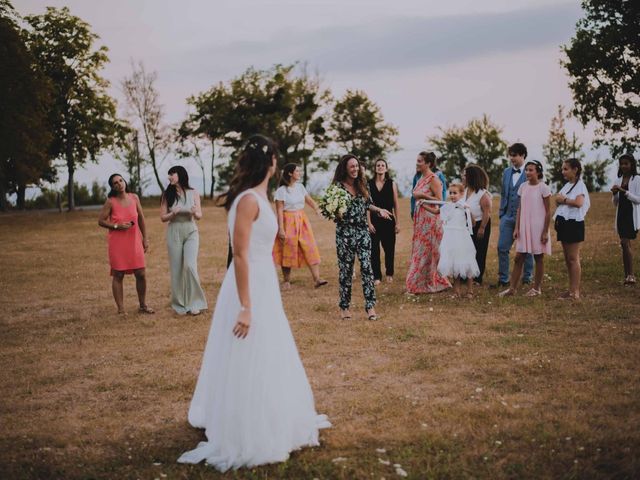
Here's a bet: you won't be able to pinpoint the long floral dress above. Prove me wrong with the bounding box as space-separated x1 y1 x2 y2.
405 174 451 294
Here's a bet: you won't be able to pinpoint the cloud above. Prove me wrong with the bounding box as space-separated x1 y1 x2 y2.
181 2 581 76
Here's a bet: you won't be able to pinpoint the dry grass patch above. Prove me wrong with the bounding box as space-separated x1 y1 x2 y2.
0 194 639 479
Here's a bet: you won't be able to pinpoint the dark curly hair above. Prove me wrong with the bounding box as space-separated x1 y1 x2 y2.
463 164 489 192
332 154 369 199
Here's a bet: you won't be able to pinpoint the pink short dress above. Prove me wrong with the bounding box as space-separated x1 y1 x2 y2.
516 182 552 255
107 193 145 274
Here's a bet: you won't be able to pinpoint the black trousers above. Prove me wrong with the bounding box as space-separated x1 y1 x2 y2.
370 221 396 280
471 219 491 284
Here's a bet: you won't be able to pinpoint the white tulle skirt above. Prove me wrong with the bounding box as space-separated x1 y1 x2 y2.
438 226 480 279
178 257 330 472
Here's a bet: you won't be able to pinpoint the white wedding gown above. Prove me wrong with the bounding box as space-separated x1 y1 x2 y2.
178 189 330 472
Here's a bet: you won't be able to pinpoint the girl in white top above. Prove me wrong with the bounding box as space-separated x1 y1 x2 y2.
438 182 480 297
463 164 492 284
273 163 327 289
553 159 590 300
611 154 640 285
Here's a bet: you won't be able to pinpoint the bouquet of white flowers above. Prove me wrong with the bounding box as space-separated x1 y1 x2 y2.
319 184 352 221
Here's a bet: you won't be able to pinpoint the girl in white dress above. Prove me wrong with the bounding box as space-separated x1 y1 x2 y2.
178 135 330 472
438 182 480 297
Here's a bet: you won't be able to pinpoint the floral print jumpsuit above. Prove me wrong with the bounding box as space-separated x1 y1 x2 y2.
335 184 376 310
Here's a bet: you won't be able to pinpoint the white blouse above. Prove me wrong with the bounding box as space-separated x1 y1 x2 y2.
464 188 492 222
554 180 590 222
612 175 640 231
274 183 308 211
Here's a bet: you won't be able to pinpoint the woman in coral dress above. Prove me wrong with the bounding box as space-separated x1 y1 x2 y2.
98 173 154 315
406 153 451 294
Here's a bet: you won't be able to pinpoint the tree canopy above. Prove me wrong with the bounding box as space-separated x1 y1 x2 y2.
25 6 123 209
330 90 399 171
0 1 53 210
180 64 332 190
428 114 507 190
563 0 640 157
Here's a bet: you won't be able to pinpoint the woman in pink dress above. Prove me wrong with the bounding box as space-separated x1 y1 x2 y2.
98 173 154 315
406 153 451 294
499 160 552 297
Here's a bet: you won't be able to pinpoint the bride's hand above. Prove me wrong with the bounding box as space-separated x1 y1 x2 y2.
233 309 251 339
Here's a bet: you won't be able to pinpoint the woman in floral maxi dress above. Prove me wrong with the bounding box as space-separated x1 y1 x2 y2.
406 153 452 294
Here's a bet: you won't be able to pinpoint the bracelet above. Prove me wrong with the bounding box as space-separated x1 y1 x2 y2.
240 305 249 312
113 223 118 230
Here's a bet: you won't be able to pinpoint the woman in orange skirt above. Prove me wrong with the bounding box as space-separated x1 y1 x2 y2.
273 164 328 289
98 173 154 315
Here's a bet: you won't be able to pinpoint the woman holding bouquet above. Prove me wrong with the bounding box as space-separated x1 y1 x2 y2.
273 163 328 289
329 155 392 320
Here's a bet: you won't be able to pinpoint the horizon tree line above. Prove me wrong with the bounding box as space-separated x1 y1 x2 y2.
1 0 634 210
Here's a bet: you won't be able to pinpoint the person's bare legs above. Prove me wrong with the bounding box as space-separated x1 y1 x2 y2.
532 254 544 292
308 263 327 287
621 239 634 277
112 271 125 314
134 268 152 312
563 242 582 298
281 266 291 289
508 253 526 293
452 277 461 297
465 277 474 297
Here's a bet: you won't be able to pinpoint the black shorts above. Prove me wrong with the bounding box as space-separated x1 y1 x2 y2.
554 216 585 243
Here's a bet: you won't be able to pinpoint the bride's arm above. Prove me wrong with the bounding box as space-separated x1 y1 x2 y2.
232 194 259 339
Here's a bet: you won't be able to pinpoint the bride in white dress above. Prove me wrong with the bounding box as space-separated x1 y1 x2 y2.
178 135 330 472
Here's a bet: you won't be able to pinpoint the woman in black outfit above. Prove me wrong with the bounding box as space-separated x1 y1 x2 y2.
463 164 492 284
612 154 640 285
367 159 400 284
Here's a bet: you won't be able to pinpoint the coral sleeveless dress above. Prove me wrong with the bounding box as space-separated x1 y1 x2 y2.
107 193 145 274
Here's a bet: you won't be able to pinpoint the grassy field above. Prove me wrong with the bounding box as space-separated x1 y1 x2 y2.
0 193 639 479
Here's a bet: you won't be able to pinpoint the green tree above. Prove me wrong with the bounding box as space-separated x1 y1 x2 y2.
0 0 53 210
582 158 611 192
175 133 209 195
121 61 171 194
115 130 147 197
179 82 232 197
428 114 507 190
182 64 332 191
543 105 584 189
25 6 123 210
427 126 467 179
543 105 611 192
226 64 331 187
563 0 640 157
330 89 399 171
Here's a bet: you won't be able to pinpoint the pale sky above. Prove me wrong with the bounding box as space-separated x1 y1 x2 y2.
15 0 601 194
